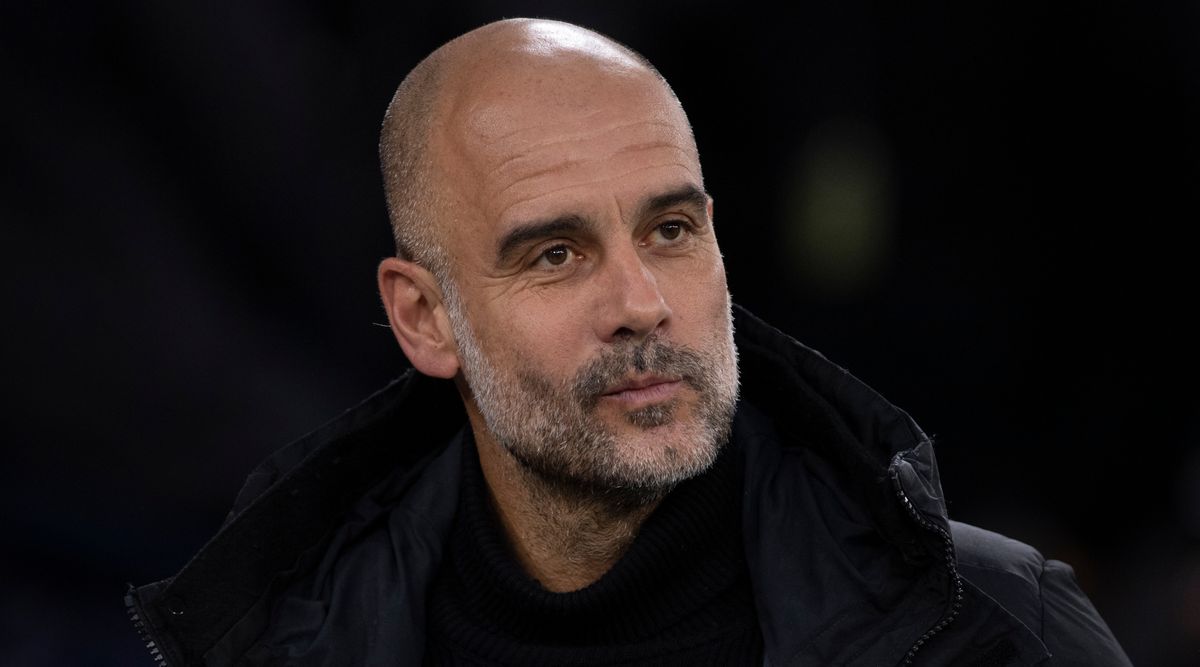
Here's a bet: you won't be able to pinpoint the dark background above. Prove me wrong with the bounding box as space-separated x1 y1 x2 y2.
4 1 1197 665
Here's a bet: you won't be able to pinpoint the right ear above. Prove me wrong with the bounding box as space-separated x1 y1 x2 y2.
377 257 460 378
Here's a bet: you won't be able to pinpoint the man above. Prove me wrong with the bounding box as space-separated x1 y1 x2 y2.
126 18 1131 666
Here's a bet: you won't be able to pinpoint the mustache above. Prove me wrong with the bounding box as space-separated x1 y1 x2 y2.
573 335 707 410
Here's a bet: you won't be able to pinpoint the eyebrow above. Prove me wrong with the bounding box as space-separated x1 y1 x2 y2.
495 214 597 266
493 184 711 266
635 184 711 221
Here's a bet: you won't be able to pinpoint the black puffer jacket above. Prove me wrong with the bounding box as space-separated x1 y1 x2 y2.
126 306 1132 665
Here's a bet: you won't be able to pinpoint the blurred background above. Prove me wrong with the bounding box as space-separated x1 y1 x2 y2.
3 1 1197 664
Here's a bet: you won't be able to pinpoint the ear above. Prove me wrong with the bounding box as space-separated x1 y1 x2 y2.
377 257 460 379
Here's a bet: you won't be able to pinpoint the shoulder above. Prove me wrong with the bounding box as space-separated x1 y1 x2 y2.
952 521 1045 591
951 521 1045 633
949 521 1133 666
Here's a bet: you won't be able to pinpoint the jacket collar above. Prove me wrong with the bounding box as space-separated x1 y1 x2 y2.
128 371 465 666
732 305 942 553
129 305 1046 666
731 306 1049 665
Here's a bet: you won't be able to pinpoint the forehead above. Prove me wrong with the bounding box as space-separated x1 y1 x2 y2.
433 63 703 255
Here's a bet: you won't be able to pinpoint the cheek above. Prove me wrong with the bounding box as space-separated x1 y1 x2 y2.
663 254 729 326
484 295 590 371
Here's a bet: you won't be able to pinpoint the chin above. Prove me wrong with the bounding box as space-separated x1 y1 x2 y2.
611 411 725 486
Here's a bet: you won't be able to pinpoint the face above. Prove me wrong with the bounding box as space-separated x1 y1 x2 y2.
434 56 739 498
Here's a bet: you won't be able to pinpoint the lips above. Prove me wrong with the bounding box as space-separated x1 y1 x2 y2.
598 375 684 409
602 375 680 396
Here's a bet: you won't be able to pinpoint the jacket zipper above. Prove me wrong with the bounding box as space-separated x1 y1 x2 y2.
125 587 170 666
890 470 964 666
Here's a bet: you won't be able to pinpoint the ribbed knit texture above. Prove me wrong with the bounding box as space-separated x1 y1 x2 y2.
423 436 763 666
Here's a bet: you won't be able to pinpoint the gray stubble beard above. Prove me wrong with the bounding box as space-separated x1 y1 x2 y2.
442 279 740 510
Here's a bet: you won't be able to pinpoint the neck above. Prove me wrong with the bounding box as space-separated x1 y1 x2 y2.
470 426 663 593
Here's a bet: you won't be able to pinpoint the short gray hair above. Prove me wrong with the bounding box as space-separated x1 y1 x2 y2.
378 48 451 282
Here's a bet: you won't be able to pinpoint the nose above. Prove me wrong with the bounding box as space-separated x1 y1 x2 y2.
596 244 672 343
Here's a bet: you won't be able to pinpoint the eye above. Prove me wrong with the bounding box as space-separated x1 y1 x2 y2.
643 219 694 247
659 221 683 240
533 243 579 269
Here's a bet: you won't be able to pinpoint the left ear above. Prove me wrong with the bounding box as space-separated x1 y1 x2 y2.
377 257 460 378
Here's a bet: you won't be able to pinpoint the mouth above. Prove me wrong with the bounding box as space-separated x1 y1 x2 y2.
600 375 683 407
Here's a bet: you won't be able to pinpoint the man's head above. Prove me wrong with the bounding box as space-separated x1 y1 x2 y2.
377 18 739 502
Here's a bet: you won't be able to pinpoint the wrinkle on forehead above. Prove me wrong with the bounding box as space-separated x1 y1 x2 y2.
493 159 703 224
489 120 690 184
491 120 684 173
490 152 701 220
435 76 697 219
490 141 695 204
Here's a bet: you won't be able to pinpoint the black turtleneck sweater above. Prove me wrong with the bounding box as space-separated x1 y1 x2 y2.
423 435 764 666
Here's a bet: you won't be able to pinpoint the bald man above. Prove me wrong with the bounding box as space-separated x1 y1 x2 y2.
127 19 1131 666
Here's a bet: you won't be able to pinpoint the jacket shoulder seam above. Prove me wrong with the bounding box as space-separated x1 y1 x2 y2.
957 559 1042 578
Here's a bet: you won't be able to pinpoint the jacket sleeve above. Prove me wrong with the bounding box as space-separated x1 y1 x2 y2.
1039 559 1132 666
